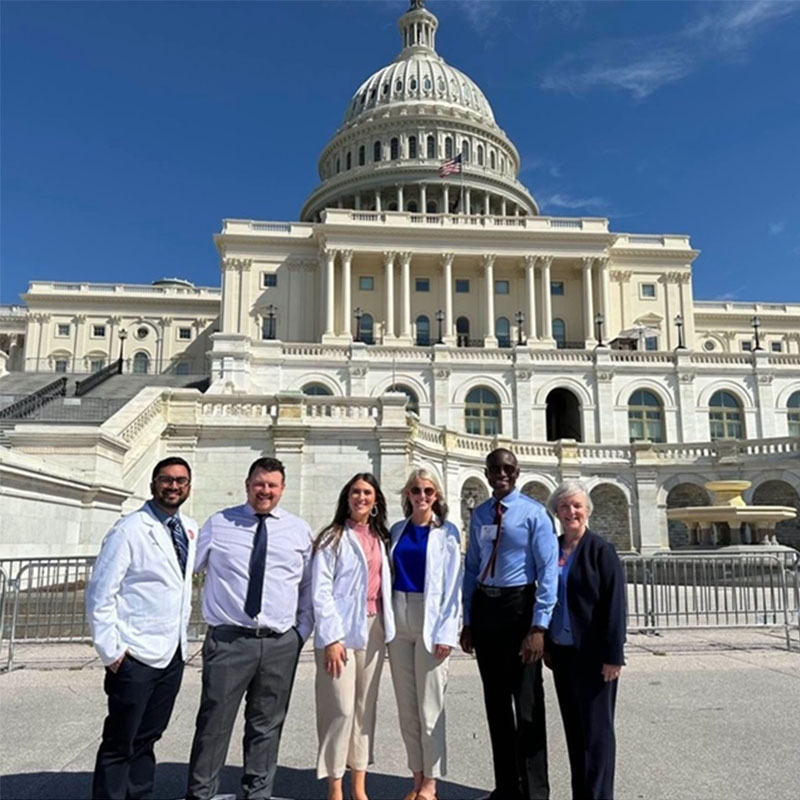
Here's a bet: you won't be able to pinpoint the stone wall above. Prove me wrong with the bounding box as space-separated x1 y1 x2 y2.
667 483 711 548
752 480 800 549
589 484 632 550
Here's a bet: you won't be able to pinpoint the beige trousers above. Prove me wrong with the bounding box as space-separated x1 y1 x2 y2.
315 614 386 779
388 591 449 778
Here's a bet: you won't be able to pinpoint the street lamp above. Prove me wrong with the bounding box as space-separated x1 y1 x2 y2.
515 310 525 345
354 307 363 342
594 312 605 347
265 304 277 340
117 328 128 374
435 309 445 344
751 316 762 350
674 313 685 350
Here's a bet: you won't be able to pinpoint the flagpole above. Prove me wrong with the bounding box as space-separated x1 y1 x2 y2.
460 156 465 216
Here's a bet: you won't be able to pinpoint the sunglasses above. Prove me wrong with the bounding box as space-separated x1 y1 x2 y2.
487 464 517 475
410 486 436 497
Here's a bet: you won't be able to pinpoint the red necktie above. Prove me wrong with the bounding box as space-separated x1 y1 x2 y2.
480 501 505 583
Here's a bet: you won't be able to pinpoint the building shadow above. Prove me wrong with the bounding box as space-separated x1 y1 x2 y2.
0 763 487 799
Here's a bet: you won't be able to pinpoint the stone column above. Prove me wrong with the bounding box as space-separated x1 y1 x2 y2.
71 314 86 372
420 184 427 214
220 259 239 333
597 257 611 338
354 193 361 210
441 252 455 344
341 250 353 339
375 190 382 212
396 184 404 212
753 351 775 438
523 255 538 340
483 254 497 347
465 188 471 215
399 251 412 342
611 270 632 331
500 197 507 216
383 251 396 340
582 257 596 347
484 191 490 215
675 350 698 441
237 259 253 337
443 184 449 214
540 256 554 343
159 317 173 372
322 249 336 340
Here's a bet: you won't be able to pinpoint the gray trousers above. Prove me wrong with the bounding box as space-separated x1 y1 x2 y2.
186 626 302 800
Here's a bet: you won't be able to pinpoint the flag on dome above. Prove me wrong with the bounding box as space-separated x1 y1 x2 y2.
438 153 462 177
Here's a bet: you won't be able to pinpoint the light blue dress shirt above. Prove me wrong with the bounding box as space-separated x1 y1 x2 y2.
463 488 558 629
548 549 576 646
195 503 315 640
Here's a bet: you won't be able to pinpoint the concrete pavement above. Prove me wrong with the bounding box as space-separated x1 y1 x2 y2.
1 629 798 800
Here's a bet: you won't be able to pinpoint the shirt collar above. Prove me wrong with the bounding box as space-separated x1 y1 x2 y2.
494 488 520 509
147 499 176 524
244 502 283 520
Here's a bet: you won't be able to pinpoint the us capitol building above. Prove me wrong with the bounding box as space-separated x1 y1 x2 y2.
1 1 798 558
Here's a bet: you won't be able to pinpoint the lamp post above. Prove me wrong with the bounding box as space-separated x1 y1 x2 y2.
265 304 277 340
354 307 363 343
515 310 525 345
117 328 127 374
594 312 605 347
435 308 445 344
751 316 762 350
674 313 685 350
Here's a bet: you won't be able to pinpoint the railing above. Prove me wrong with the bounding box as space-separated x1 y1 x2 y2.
0 376 67 419
74 358 122 397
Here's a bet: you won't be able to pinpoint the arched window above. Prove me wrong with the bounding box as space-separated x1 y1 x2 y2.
407 200 418 213
628 389 665 443
465 386 502 436
787 391 800 437
132 352 150 375
462 140 470 162
360 313 375 345
390 137 399 160
427 135 435 158
709 390 744 440
358 145 365 166
477 144 484 166
456 316 470 347
416 315 431 346
346 151 352 170
496 317 511 348
490 150 496 170
552 318 566 348
426 200 438 213
408 135 417 158
373 140 382 162
388 383 419 415
302 383 333 396
335 157 340 174
445 136 453 159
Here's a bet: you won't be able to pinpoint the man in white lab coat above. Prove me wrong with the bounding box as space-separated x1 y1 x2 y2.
87 456 198 799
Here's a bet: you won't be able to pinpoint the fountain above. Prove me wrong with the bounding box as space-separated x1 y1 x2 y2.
667 480 797 548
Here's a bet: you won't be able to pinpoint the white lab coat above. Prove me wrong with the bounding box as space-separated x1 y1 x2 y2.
389 517 463 653
86 502 198 668
312 524 396 650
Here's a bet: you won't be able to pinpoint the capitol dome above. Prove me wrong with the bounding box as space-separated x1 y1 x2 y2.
301 0 538 222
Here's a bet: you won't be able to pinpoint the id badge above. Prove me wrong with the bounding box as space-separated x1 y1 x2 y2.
480 524 498 542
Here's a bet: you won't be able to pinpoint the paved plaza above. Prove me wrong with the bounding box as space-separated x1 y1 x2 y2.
1 630 798 800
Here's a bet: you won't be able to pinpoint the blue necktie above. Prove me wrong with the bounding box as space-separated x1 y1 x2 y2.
167 516 189 575
245 514 268 619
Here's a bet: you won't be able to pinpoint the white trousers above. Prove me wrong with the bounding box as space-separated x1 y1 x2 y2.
315 614 386 779
388 591 449 778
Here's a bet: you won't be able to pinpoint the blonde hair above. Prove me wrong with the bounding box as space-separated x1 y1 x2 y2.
400 467 448 522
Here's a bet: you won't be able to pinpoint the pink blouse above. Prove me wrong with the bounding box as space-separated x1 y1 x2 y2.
350 521 383 616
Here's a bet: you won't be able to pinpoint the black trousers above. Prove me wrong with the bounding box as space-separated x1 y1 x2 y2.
549 643 618 800
472 586 548 800
92 648 184 799
186 626 303 800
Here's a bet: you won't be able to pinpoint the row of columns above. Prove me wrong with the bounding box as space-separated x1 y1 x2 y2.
320 250 611 346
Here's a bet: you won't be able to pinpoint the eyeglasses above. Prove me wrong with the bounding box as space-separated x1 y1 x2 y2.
155 476 190 487
487 463 517 475
410 486 436 497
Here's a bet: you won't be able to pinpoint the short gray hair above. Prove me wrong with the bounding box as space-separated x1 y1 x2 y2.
547 480 593 518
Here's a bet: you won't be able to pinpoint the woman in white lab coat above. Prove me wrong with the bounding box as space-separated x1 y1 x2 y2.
313 472 396 800
388 467 462 800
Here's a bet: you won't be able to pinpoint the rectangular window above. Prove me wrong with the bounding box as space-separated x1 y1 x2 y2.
771 341 782 353
262 273 277 288
54 359 68 373
495 280 510 295
56 323 70 337
550 282 564 296
178 327 192 340
415 278 430 293
640 283 657 299
90 359 106 373
91 324 106 338
359 276 374 291
645 336 658 351
741 341 752 352
455 279 470 293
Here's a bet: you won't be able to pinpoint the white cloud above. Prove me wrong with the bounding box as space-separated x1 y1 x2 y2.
459 0 504 35
541 1 798 98
539 193 610 211
769 221 785 235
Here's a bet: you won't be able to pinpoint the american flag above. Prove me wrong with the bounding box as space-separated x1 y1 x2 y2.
438 153 462 177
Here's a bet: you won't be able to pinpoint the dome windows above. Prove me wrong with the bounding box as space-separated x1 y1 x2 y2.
408 135 417 158
373 140 382 162
390 137 399 160
423 76 431 92
477 144 484 166
396 79 403 92
383 82 389 96
490 150 496 170
437 77 445 93
336 157 340 174
462 140 470 163
445 137 453 159
358 145 365 166
346 151 352 170
427 135 435 158
369 87 377 102
409 76 417 92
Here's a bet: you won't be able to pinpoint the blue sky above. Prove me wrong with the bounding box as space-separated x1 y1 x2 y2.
2 0 799 305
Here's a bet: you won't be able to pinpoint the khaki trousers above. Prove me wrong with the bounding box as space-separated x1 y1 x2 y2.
315 614 386 779
388 591 449 778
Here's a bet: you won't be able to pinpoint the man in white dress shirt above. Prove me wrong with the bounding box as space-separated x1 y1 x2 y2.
186 456 314 800
87 456 197 800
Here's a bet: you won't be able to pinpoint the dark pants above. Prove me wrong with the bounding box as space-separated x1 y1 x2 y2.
549 643 618 800
472 585 548 800
186 626 302 800
92 648 184 799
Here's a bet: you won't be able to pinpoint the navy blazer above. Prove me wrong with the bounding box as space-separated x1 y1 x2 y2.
558 529 626 665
